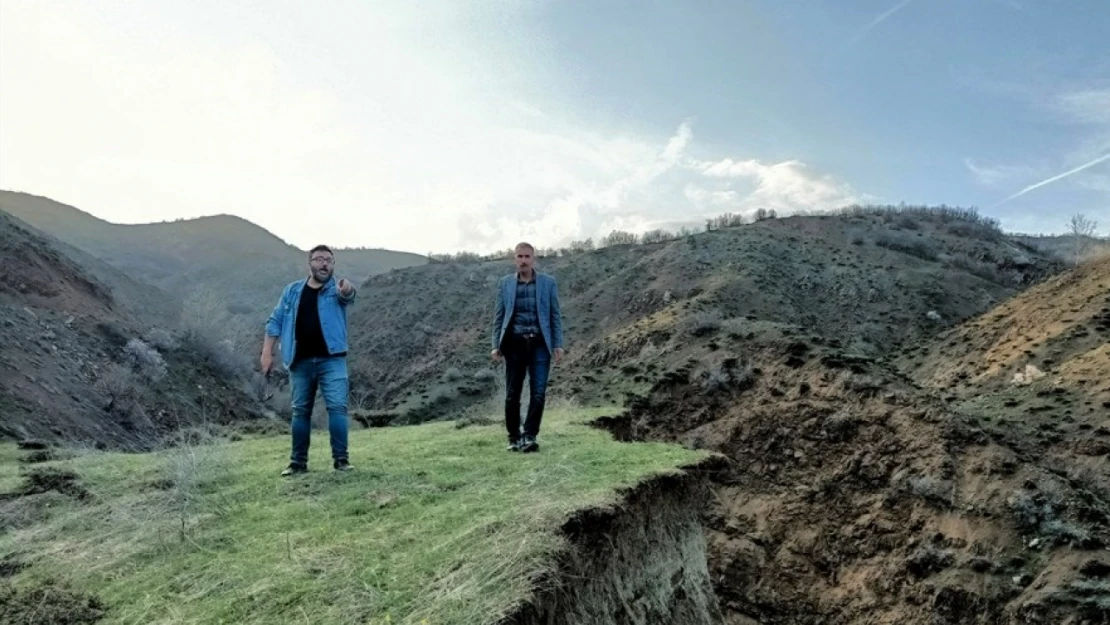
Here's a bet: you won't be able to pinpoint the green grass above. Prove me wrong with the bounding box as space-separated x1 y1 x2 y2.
0 407 706 625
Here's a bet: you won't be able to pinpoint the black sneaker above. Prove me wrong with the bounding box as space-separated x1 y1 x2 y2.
281 463 307 476
520 436 539 453
506 438 522 452
334 459 354 471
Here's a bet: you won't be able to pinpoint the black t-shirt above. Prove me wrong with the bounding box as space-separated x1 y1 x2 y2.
294 284 330 361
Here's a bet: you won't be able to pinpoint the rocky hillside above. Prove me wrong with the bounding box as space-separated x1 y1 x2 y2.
345 207 1061 420
0 190 428 319
0 210 265 449
588 254 1110 623
600 316 1108 624
342 206 1107 622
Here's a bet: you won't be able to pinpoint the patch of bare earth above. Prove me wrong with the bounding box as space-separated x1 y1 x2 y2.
600 332 1109 624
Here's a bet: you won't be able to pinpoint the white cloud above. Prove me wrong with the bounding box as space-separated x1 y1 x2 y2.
1055 89 1110 126
0 1 863 255
692 158 862 214
964 158 1037 187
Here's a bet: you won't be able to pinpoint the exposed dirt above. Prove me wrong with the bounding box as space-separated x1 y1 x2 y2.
0 209 267 450
504 465 726 625
0 581 106 624
16 467 92 501
599 327 1109 624
0 553 27 578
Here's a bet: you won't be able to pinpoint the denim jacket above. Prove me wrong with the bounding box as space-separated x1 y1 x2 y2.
265 277 356 369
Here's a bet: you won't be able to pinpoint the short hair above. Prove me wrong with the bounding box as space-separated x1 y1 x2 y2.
514 242 535 254
308 245 333 258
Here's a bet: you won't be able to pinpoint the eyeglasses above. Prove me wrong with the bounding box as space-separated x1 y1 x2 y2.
310 257 334 265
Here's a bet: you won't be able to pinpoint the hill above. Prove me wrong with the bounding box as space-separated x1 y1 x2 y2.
1014 234 1110 266
1 210 180 325
344 207 1061 421
0 190 428 319
0 408 717 625
601 309 1108 623
0 210 265 449
341 207 1109 623
900 255 1110 525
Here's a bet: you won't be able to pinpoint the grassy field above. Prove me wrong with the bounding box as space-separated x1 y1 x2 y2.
0 407 706 625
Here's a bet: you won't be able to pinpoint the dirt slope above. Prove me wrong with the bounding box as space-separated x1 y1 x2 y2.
0 211 263 449
599 323 1109 624
906 255 1109 403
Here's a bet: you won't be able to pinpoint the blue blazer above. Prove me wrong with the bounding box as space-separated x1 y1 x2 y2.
492 272 564 355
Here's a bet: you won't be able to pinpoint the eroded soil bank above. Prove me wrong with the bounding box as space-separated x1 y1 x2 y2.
503 463 726 625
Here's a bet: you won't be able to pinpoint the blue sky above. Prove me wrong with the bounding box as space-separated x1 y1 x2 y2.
1 0 1107 253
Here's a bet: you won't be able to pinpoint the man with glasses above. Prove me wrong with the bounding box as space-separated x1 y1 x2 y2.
262 245 357 475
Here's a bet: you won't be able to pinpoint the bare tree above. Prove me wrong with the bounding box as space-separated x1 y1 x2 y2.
1069 213 1098 265
601 230 639 247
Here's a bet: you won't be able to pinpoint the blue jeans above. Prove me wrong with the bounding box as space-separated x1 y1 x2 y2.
289 356 349 466
503 334 551 440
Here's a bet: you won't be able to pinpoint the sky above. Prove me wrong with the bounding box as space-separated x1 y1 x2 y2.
1 0 1108 254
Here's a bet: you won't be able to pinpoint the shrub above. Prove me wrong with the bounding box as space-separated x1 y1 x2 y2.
181 330 253 379
680 311 722 337
1010 491 1055 531
895 214 920 230
1041 520 1091 545
753 208 777 222
567 239 595 253
1008 487 1091 546
949 254 1022 285
699 359 755 393
641 229 678 244
907 475 953 507
705 212 746 231
123 338 167 382
875 232 939 261
145 328 179 350
473 369 498 383
601 230 639 247
839 204 1003 234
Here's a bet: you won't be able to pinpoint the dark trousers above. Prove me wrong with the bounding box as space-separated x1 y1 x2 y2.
502 333 551 441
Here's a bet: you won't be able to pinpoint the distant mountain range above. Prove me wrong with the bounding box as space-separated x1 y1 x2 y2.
0 190 427 320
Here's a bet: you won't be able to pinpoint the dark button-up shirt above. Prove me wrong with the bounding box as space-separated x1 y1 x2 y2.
509 276 540 336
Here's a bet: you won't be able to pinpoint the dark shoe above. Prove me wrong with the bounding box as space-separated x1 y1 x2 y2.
520 436 539 453
506 438 521 452
333 459 353 471
281 463 307 476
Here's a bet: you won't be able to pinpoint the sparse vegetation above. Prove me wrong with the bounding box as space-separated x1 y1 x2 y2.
123 337 167 382
1008 488 1093 547
680 311 723 337
839 204 1002 233
704 212 746 231
875 231 939 261
601 230 640 247
1070 213 1100 265
906 475 954 507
